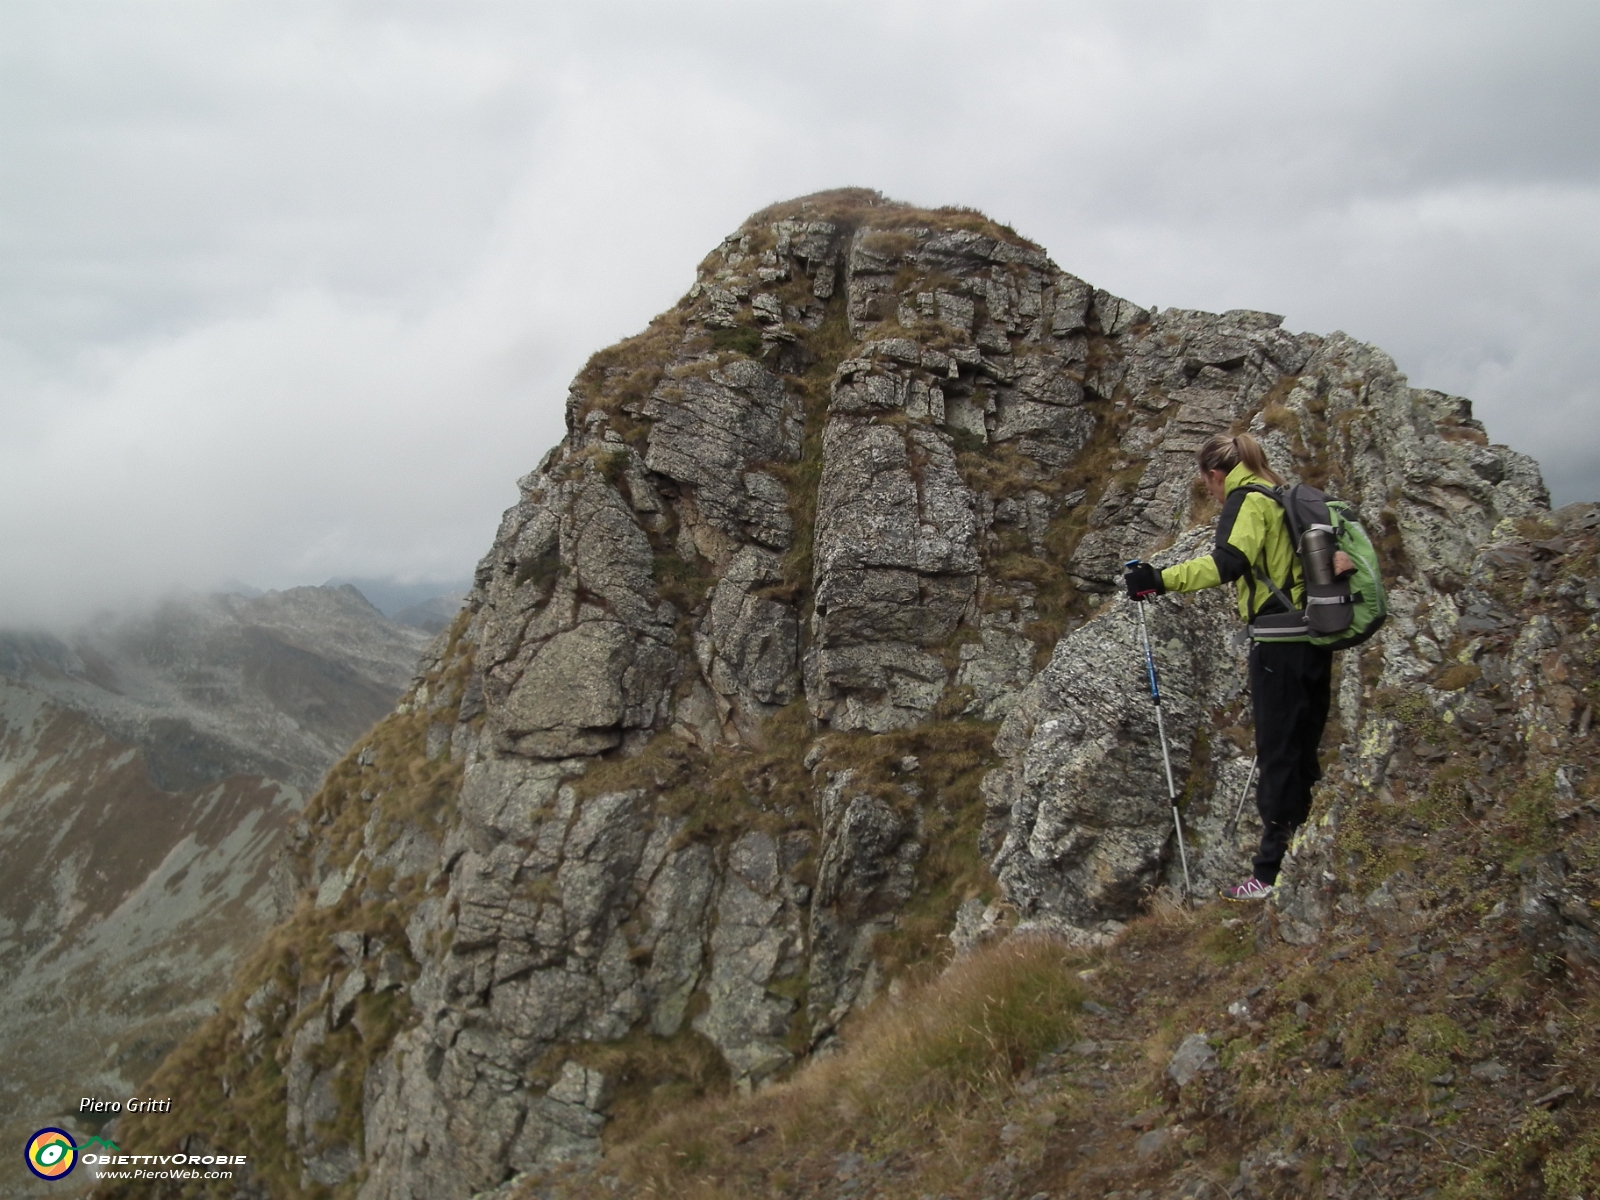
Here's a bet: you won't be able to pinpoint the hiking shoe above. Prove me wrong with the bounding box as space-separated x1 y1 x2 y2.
1221 876 1274 901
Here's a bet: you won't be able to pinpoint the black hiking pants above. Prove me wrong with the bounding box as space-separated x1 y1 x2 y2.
1249 640 1334 885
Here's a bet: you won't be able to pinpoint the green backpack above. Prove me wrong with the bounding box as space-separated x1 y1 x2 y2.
1239 483 1388 650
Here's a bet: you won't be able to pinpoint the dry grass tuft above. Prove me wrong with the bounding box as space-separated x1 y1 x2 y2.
587 935 1085 1199
744 189 1031 250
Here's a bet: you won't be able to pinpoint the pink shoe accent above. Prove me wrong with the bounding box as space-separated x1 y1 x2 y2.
1222 876 1274 901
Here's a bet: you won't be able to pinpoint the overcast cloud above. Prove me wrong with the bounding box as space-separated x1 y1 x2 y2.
1 1 1596 626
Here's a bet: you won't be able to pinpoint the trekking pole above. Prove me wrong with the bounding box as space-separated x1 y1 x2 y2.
1127 568 1193 898
1221 756 1259 841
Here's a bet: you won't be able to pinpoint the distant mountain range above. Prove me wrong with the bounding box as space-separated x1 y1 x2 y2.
0 585 432 1198
323 577 471 632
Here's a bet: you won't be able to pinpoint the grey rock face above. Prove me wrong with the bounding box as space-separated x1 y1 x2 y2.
1517 851 1600 966
954 609 1038 723
286 1010 361 1188
948 896 1006 957
699 546 800 739
644 359 804 554
809 417 979 731
807 770 923 1041
987 535 1243 927
693 830 807 1084
480 470 677 760
514 1062 611 1166
355 207 1131 1199
640 838 717 1036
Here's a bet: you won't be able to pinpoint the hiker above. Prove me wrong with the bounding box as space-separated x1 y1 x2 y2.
1122 433 1352 901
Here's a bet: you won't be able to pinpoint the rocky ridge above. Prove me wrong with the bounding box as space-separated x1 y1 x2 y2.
518 497 1600 1200
107 190 1578 1200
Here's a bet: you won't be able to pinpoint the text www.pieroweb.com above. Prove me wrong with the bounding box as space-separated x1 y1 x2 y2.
85 1152 244 1181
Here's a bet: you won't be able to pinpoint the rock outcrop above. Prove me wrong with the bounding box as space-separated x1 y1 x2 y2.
984 327 1548 935
106 190 1565 1200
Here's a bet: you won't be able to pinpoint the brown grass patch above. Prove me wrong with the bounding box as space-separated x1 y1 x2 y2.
583 936 1085 1199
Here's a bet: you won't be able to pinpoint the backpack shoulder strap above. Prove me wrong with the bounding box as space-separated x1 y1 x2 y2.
1257 562 1301 614
1230 484 1300 616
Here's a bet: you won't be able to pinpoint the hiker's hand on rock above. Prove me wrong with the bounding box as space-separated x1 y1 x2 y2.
1334 550 1355 577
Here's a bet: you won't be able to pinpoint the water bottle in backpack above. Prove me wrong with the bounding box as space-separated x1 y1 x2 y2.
1243 483 1388 650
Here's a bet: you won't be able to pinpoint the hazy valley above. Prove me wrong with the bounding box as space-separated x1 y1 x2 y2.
0 585 442 1197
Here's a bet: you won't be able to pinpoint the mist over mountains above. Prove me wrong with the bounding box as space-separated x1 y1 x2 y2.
324 578 472 634
0 576 469 643
0 7 1595 631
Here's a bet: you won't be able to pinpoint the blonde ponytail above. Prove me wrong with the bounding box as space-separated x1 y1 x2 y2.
1196 432 1284 486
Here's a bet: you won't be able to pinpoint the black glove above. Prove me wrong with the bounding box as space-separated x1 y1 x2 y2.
1124 561 1164 601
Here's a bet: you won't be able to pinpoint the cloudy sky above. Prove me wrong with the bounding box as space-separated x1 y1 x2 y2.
1 2 1596 625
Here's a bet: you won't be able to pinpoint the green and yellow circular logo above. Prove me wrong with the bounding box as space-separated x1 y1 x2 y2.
26 1129 77 1180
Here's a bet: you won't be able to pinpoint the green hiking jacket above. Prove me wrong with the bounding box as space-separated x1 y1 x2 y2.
1159 463 1302 621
